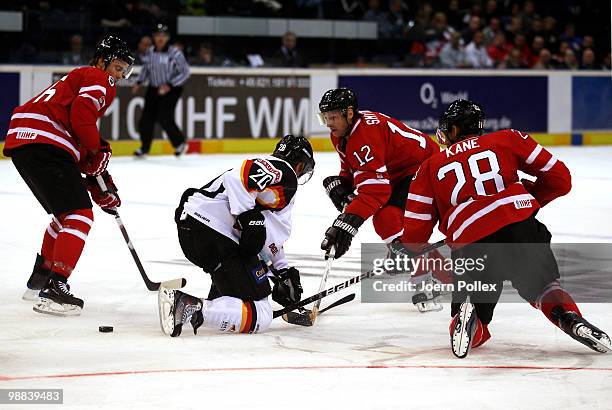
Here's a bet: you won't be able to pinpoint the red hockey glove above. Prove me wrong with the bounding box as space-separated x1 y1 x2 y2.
84 171 121 214
81 139 112 176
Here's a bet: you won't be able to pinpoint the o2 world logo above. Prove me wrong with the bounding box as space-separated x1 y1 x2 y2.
419 82 469 109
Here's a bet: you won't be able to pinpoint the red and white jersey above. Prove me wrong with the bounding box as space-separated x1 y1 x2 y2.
3 66 116 162
401 129 572 247
331 111 438 220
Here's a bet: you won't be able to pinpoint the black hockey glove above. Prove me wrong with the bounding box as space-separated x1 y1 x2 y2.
321 213 364 259
271 267 303 307
323 175 355 212
236 209 266 256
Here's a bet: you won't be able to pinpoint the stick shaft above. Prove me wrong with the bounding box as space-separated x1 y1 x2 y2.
273 239 445 318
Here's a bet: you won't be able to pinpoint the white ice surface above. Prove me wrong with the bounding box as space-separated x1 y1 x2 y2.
1 147 612 409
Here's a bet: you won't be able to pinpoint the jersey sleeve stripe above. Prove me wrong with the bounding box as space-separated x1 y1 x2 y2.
404 211 432 220
452 194 535 241
407 193 434 204
525 144 543 164
78 93 102 111
355 178 389 188
10 113 72 138
376 165 388 172
79 85 107 95
540 156 558 172
353 170 365 177
7 127 80 160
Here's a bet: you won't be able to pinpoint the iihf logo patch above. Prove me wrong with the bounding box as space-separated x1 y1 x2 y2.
108 75 115 86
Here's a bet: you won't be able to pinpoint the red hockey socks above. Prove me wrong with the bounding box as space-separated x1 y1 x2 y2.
532 281 581 327
40 218 62 270
46 209 94 278
373 205 404 243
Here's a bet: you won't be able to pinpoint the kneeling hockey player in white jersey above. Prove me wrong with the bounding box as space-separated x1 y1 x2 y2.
159 135 315 336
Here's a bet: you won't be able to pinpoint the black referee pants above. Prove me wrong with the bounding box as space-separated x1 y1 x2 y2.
138 85 185 153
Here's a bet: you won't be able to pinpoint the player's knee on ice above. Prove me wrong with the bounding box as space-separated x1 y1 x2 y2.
203 296 272 333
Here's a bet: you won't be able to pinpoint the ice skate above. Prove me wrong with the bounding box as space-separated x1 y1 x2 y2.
33 275 83 317
22 254 51 301
554 309 612 353
158 287 203 337
451 301 478 358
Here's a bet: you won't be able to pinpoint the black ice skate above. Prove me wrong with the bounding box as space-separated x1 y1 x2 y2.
158 287 203 337
33 274 83 316
451 301 478 358
554 308 612 353
22 254 51 301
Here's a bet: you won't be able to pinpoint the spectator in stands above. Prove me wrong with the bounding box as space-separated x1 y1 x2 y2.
271 31 306 67
499 48 527 69
363 0 393 39
512 33 532 67
487 32 512 67
461 15 481 44
446 0 463 29
560 49 579 70
602 53 611 71
528 36 545 67
438 31 467 68
387 0 409 39
553 41 570 67
580 49 596 70
99 0 132 28
505 16 523 43
465 31 493 68
191 43 221 66
135 35 152 64
519 0 538 32
61 34 86 66
559 23 581 51
527 18 544 43
542 16 558 50
532 48 553 70
483 0 499 24
482 16 503 46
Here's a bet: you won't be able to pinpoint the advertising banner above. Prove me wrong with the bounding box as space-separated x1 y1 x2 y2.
573 76 612 131
0 72 20 139
339 75 548 133
51 72 310 140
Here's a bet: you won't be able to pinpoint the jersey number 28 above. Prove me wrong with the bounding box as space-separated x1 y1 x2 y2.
437 150 505 206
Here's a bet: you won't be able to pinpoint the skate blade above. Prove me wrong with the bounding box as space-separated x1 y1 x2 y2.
452 302 476 359
576 325 612 353
158 286 176 336
33 297 81 317
22 288 40 301
416 300 443 313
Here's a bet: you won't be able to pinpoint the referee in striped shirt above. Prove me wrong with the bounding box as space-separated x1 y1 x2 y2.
132 23 190 157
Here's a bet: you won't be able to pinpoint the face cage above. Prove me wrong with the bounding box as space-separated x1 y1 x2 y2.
435 128 448 146
297 167 314 185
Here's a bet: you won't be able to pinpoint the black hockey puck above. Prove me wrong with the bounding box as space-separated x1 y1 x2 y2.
99 326 114 333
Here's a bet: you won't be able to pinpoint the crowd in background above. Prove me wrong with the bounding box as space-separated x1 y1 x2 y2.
3 0 610 70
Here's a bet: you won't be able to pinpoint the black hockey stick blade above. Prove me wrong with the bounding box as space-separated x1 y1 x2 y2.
282 293 356 327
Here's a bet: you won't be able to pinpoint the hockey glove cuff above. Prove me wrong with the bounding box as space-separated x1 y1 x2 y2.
321 213 364 259
84 171 120 214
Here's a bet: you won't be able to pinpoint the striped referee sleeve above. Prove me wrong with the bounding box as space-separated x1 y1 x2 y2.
169 47 190 87
136 53 150 85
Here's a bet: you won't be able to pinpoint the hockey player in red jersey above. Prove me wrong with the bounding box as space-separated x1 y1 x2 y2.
3 36 134 316
318 88 438 260
399 99 611 357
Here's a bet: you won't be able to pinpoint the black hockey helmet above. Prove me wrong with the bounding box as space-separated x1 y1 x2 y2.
317 88 358 125
436 99 485 146
91 35 135 79
273 134 315 184
153 23 170 34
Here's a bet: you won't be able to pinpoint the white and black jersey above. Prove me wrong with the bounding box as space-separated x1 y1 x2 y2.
178 156 298 270
137 45 190 88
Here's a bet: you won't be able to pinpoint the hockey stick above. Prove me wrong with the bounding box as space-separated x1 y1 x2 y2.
282 293 356 327
272 239 446 319
96 175 186 291
282 249 334 326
